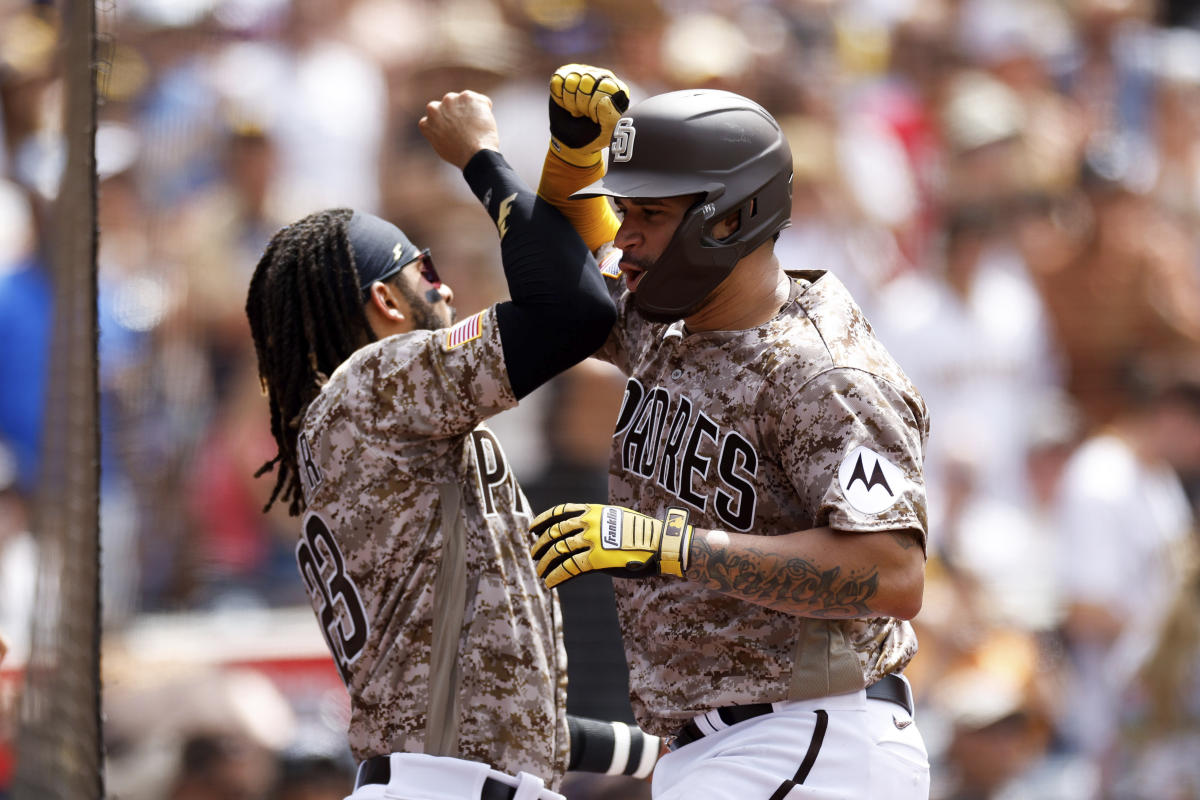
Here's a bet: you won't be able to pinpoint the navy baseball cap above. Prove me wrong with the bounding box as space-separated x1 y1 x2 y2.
347 211 422 292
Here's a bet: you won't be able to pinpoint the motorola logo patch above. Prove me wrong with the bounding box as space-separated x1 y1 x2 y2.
838 446 905 514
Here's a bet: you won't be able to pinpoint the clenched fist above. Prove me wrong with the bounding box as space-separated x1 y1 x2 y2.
419 90 501 169
530 503 693 588
548 64 630 168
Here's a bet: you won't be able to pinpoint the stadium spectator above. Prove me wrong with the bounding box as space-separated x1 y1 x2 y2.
1052 363 1200 772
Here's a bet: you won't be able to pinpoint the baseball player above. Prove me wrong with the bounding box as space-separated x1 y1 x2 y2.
529 66 933 798
246 90 660 800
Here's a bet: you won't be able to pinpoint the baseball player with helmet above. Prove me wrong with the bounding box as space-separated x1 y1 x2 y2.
528 65 933 798
246 90 662 800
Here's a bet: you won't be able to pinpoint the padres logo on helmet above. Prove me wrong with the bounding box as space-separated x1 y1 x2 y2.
610 118 636 162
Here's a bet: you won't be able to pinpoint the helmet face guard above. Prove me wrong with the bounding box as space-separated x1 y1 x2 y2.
574 89 793 321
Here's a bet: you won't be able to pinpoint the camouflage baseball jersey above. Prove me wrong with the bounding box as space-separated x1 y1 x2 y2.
295 307 569 785
596 250 929 738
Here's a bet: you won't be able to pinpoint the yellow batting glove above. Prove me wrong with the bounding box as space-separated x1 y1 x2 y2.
530 503 693 589
548 63 630 168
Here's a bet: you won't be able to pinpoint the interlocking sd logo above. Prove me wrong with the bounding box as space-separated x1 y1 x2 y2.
611 118 636 162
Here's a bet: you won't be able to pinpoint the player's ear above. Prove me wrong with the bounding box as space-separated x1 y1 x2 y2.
713 209 741 241
364 281 412 336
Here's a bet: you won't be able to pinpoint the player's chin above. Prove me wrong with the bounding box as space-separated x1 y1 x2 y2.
415 304 456 333
430 305 456 331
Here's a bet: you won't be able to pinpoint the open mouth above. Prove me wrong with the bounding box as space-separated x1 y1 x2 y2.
620 263 646 292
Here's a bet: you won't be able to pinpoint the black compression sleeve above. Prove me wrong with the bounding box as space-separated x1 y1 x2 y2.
566 714 661 778
462 149 615 399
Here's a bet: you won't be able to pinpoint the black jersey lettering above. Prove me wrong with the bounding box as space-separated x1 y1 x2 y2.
678 411 719 512
715 431 758 531
634 388 671 477
297 512 368 685
471 428 514 517
614 379 762 529
612 377 646 437
298 433 323 492
656 395 693 495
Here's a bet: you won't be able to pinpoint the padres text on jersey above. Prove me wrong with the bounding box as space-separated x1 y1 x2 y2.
613 378 758 531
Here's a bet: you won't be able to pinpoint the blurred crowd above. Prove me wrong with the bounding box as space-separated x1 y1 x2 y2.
3 0 1200 797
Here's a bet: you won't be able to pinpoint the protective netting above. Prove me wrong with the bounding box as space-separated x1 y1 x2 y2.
11 2 104 798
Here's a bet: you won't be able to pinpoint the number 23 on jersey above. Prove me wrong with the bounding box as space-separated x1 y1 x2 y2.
296 511 369 685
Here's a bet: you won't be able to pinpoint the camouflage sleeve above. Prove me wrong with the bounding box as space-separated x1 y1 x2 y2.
346 306 517 441
771 367 928 544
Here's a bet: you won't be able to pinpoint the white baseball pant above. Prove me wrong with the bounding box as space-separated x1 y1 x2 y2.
344 752 565 800
651 679 929 798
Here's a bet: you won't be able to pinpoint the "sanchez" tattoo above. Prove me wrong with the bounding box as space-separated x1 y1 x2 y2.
693 535 880 617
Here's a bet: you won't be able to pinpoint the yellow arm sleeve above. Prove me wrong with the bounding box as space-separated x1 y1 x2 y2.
537 148 620 253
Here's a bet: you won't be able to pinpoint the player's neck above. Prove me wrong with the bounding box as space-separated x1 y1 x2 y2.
684 250 788 333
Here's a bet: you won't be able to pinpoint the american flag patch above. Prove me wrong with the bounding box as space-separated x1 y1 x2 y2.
444 311 484 350
599 249 622 279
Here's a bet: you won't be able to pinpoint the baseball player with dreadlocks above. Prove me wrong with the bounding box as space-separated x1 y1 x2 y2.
246 90 662 800
528 66 933 798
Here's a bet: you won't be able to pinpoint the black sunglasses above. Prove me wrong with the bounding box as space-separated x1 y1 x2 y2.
362 248 441 295
407 248 442 288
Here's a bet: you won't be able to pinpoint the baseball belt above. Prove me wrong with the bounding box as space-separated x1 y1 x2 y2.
354 754 518 799
670 672 915 750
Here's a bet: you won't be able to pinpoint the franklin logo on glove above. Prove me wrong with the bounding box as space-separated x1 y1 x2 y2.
602 506 622 549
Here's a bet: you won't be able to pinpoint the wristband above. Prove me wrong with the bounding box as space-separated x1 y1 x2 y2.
658 508 693 578
537 149 620 253
567 715 662 779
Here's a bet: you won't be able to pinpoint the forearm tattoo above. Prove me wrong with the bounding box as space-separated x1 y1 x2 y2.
692 534 880 618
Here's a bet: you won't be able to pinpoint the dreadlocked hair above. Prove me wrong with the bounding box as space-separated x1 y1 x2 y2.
245 208 377 515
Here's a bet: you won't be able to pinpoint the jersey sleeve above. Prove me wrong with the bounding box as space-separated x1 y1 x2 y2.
772 367 929 545
339 306 517 442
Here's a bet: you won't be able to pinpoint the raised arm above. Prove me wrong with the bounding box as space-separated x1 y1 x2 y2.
420 91 615 398
535 64 628 252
